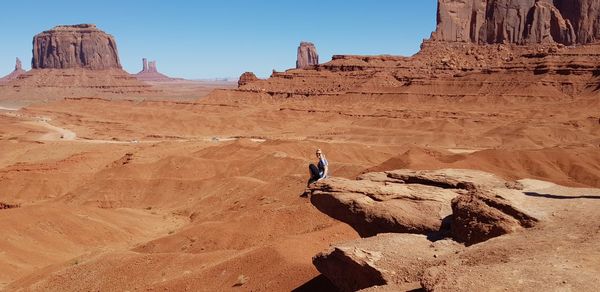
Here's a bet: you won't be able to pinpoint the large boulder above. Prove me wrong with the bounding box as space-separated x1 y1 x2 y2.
309 176 458 237
431 0 600 45
313 233 462 292
451 188 538 245
308 169 527 238
296 41 319 69
32 24 121 70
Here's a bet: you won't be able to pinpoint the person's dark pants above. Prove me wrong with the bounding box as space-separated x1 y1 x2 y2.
308 164 321 186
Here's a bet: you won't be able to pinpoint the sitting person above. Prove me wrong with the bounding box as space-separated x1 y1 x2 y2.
307 148 328 186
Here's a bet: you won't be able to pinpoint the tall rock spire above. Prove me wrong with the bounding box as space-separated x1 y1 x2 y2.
296 42 319 69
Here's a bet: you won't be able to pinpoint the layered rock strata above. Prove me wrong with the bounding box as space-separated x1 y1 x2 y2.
227 1 600 101
296 42 319 69
32 24 121 70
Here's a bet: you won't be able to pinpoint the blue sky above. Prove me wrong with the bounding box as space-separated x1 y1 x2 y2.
0 1 437 79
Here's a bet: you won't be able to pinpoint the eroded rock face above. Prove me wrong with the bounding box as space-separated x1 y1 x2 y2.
296 42 319 69
555 0 600 44
308 169 530 238
32 24 121 70
313 234 462 292
309 169 546 291
432 0 600 45
451 189 538 245
309 176 458 237
238 72 259 87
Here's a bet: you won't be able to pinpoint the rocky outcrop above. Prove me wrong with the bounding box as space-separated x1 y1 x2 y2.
308 169 530 239
0 58 26 82
432 0 600 45
32 24 121 70
296 42 319 69
238 72 259 87
133 58 178 82
451 189 538 245
309 169 545 291
313 234 462 292
309 175 458 237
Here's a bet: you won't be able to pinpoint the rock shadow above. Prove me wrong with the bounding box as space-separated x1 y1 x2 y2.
524 192 600 200
292 274 339 292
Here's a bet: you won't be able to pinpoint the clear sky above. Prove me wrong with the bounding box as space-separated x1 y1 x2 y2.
0 1 437 79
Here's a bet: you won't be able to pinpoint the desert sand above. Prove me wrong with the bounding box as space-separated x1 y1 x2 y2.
0 86 598 291
1 2 600 291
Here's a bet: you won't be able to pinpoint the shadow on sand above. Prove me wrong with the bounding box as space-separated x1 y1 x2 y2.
292 274 339 292
524 192 600 200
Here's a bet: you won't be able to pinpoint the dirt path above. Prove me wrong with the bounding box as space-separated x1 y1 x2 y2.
36 120 77 141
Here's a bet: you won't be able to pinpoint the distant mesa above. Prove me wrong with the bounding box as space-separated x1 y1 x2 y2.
0 24 155 99
133 58 180 82
238 72 259 87
432 0 600 45
296 41 319 69
0 58 26 83
32 24 121 70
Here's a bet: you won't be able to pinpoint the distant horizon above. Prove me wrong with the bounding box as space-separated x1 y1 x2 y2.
0 1 437 79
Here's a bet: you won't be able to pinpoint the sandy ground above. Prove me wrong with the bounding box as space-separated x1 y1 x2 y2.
0 90 598 291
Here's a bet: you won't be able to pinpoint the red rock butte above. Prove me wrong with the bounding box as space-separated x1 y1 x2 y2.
296 41 319 69
0 24 158 100
133 58 180 82
32 24 121 70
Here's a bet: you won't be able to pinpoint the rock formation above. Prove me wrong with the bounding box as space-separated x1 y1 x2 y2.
555 0 600 44
0 58 26 82
32 24 121 70
296 42 319 69
313 234 463 292
306 169 547 291
15 58 23 71
238 72 259 87
432 0 600 45
0 24 155 99
309 175 457 237
133 58 179 82
451 189 538 245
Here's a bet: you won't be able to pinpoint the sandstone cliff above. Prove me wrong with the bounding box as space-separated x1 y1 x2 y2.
32 24 121 70
432 0 600 45
296 42 319 69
